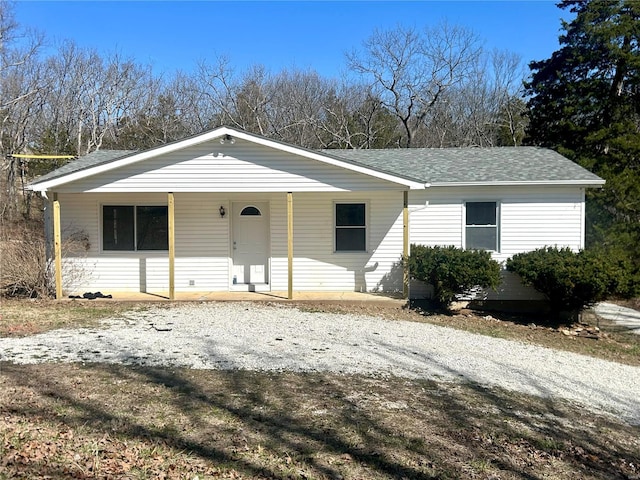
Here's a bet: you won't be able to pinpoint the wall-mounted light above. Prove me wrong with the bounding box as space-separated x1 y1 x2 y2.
219 205 226 218
219 134 235 145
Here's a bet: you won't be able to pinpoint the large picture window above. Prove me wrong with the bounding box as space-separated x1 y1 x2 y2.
335 203 366 252
465 201 499 251
103 205 168 251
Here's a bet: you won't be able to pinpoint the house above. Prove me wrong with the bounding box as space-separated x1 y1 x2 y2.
28 126 604 303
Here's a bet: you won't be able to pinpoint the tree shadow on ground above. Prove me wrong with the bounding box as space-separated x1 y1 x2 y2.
1 362 639 479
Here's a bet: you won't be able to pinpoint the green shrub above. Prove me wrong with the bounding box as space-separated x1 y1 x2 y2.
408 245 501 309
505 246 626 315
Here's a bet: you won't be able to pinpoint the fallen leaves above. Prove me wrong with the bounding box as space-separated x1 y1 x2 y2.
1 417 222 479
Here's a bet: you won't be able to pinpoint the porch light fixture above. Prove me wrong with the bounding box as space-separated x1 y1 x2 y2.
219 134 235 145
219 205 226 218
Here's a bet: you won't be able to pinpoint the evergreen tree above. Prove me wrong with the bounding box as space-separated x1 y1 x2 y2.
525 0 640 286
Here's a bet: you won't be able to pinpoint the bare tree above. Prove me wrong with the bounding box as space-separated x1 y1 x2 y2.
196 57 273 135
35 42 154 156
416 48 527 147
347 23 481 147
0 1 45 220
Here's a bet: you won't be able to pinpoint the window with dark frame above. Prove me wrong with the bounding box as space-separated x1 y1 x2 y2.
102 205 168 251
465 201 498 251
335 203 366 252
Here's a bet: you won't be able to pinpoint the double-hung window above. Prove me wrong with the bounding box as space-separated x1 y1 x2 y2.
465 201 499 251
103 205 168 251
335 203 366 252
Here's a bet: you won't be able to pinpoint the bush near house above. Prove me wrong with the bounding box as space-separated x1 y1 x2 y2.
0 221 51 298
1 220 90 299
408 245 501 309
506 246 636 318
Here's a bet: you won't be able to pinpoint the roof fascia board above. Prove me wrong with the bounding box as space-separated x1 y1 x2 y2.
31 126 425 191
429 180 605 188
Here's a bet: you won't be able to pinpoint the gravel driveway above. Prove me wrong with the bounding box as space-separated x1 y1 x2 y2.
1 302 639 424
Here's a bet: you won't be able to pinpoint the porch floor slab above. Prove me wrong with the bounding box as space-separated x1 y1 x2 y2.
64 290 406 305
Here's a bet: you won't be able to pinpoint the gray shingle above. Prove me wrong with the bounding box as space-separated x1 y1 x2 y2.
326 147 603 184
30 142 603 188
29 149 137 185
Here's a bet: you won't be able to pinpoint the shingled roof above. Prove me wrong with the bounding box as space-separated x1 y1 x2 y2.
28 132 604 189
31 149 137 184
328 147 604 185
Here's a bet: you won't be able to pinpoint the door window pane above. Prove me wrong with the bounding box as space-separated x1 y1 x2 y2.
240 206 261 216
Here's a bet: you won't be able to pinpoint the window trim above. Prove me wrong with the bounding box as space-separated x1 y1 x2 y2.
463 200 500 252
101 204 169 252
334 201 368 253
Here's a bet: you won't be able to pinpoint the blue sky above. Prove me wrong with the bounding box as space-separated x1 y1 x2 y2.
14 1 569 78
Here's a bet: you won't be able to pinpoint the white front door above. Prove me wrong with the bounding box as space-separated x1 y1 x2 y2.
232 202 269 285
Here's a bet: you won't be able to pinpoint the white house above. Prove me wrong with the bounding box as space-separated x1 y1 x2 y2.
27 126 604 302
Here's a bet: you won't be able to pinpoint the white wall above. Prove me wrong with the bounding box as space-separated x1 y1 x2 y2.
58 192 230 293
270 191 404 292
408 185 585 300
57 191 405 294
58 139 402 193
56 183 585 299
409 185 585 259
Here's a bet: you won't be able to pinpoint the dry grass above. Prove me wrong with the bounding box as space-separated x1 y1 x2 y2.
0 299 150 337
1 364 639 480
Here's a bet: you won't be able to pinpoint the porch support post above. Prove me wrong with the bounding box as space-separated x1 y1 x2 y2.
53 193 63 300
168 192 175 300
402 190 409 299
287 192 293 300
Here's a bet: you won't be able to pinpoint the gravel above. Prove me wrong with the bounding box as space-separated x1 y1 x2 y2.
1 302 639 424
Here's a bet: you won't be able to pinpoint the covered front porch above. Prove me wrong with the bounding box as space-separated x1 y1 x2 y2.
50 190 410 300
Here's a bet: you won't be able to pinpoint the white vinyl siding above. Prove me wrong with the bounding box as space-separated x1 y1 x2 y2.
58 139 403 193
57 192 231 293
57 190 405 295
409 186 584 263
408 186 586 300
270 192 404 293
